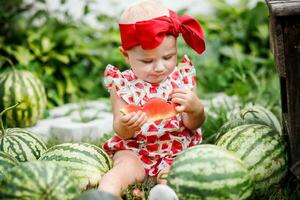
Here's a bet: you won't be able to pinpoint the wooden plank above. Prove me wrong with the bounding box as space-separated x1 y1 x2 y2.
266 0 300 16
283 16 300 167
269 16 286 76
291 160 300 179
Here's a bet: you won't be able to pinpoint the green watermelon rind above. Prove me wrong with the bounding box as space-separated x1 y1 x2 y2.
216 124 288 190
0 69 47 128
0 160 80 200
167 144 254 200
216 105 281 140
0 128 47 162
0 151 19 180
39 143 112 190
73 189 118 200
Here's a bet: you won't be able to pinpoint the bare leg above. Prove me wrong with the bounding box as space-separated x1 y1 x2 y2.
98 150 146 198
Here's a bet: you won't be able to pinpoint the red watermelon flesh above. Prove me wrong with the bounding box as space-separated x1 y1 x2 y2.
120 98 177 121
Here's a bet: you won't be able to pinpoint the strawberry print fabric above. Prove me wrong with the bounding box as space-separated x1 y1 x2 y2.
103 55 202 176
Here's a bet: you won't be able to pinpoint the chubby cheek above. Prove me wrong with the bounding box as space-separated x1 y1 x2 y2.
166 59 177 74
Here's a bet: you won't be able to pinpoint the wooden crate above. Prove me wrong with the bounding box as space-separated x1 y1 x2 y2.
265 0 300 178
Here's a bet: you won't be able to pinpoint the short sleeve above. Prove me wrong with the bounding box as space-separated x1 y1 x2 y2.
178 55 197 88
103 64 134 104
103 64 122 92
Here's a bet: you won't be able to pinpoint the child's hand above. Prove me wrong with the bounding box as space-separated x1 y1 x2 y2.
171 88 202 113
120 110 148 131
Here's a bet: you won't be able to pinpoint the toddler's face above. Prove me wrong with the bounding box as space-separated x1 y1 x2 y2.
126 35 177 84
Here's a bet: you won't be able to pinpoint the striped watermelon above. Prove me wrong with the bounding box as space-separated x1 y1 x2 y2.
0 128 47 162
0 69 47 128
167 144 253 200
0 151 18 180
39 143 112 190
216 124 288 190
0 161 80 200
217 105 281 140
73 189 118 200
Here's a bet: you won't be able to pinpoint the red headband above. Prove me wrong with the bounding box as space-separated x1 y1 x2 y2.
119 10 205 55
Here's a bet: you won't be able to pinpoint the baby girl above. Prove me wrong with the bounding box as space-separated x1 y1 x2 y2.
98 0 206 198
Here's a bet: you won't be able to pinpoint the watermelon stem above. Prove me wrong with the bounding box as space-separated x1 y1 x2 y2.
0 56 16 71
0 102 21 136
241 110 259 119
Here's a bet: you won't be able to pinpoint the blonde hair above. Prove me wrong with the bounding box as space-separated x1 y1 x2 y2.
119 0 169 24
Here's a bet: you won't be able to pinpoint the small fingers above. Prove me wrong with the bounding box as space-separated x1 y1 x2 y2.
172 88 190 95
175 105 186 113
171 93 186 100
171 97 185 105
120 112 134 123
131 112 147 128
127 111 148 129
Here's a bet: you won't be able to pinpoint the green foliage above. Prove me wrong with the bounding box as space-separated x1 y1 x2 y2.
0 0 126 108
178 0 279 110
0 0 280 113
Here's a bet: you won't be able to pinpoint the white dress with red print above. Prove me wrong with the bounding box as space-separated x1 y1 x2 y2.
103 55 202 176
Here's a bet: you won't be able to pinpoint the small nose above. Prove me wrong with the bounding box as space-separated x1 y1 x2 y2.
154 61 164 72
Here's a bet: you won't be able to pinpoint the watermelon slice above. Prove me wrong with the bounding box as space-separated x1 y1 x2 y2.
120 98 177 121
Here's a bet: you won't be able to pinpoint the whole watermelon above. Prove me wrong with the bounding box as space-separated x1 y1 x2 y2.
73 189 118 200
0 69 47 127
216 105 281 140
167 144 253 200
216 124 288 190
40 143 112 190
0 151 18 180
0 161 80 200
0 128 47 162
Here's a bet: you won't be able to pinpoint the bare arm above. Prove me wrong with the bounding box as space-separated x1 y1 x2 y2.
171 86 205 130
110 86 147 139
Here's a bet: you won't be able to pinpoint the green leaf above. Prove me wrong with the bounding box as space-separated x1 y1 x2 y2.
56 80 65 99
13 46 34 66
226 81 251 99
49 52 70 64
62 68 76 94
84 4 89 15
44 66 56 75
41 37 54 53
48 89 64 106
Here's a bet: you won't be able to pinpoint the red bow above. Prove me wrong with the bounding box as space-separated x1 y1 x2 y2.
119 10 205 55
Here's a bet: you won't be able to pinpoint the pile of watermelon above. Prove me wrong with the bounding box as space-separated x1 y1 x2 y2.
167 105 288 200
0 68 289 199
0 117 113 199
0 69 114 200
0 109 113 199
